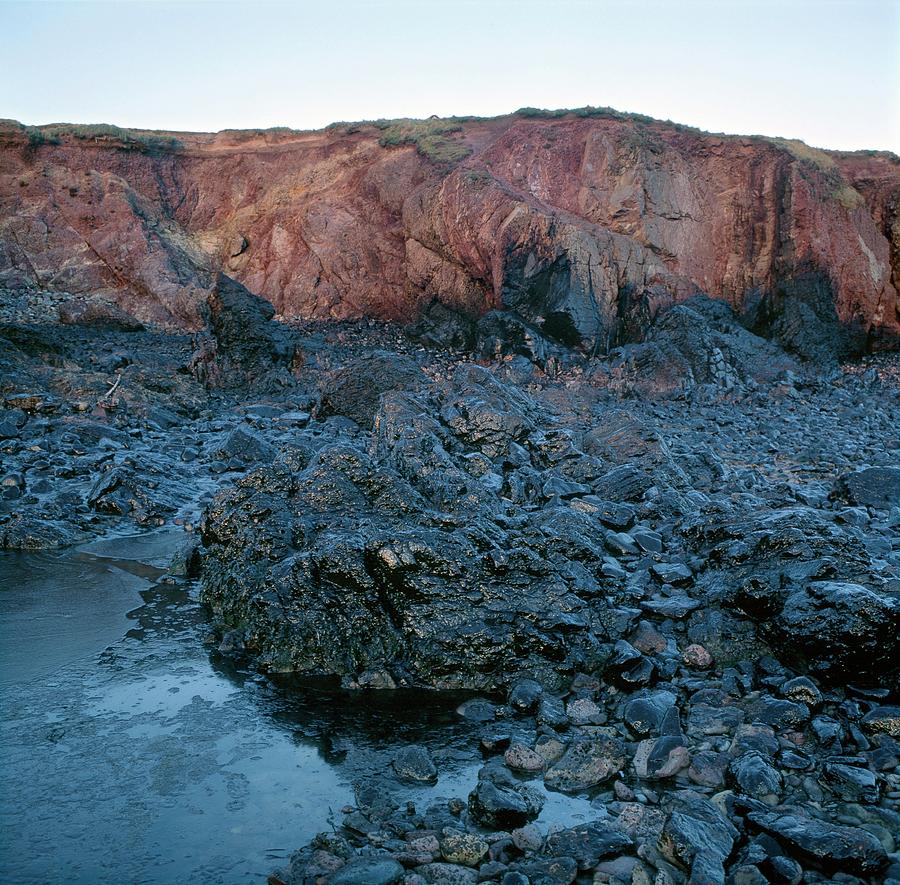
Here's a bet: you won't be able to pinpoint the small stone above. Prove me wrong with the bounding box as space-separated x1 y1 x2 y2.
534 734 567 765
499 874 530 885
632 528 663 553
393 746 438 784
408 835 440 855
537 695 568 728
811 715 842 745
687 751 729 788
623 691 678 737
545 822 633 870
511 823 543 852
512 856 578 885
727 751 783 801
780 676 822 708
505 743 546 773
418 862 478 885
658 794 737 880
743 696 810 729
629 621 668 655
440 831 489 867
606 531 639 555
457 698 497 722
468 777 543 829
614 779 636 801
481 734 512 754
763 855 803 885
650 562 693 585
566 697 605 725
861 706 900 738
640 595 700 619
730 864 769 885
823 763 880 804
509 679 543 713
545 735 627 794
633 736 690 779
682 644 713 669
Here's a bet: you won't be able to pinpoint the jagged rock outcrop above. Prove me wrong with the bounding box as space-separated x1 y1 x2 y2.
190 272 299 388
199 363 619 690
1 113 897 355
198 352 900 692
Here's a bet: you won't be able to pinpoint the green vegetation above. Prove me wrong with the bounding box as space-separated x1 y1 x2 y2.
513 105 715 138
26 129 61 147
374 117 473 164
766 137 864 210
17 122 183 152
259 126 301 136
463 168 493 187
767 137 838 171
516 105 655 125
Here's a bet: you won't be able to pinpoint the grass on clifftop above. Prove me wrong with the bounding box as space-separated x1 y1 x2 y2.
766 137 864 210
5 121 184 152
516 105 656 125
372 118 473 164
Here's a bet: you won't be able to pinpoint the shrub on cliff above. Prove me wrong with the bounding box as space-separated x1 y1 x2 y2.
376 117 472 164
767 137 864 209
22 123 183 152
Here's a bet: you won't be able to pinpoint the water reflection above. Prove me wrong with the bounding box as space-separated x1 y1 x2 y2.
0 533 595 885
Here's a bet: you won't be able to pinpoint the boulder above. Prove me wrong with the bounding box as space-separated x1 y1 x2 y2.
746 812 888 877
832 466 900 509
191 273 297 388
773 581 899 686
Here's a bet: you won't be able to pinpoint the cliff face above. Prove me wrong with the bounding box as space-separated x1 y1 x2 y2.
1 113 897 354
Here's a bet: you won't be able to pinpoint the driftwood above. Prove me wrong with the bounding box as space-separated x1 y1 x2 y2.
98 372 122 405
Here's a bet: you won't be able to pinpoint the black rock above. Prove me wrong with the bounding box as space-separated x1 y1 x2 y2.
213 425 276 463
543 822 633 870
861 706 900 738
746 812 888 877
508 679 544 714
640 595 701 619
832 466 900 509
86 466 173 525
743 696 810 730
658 793 738 885
774 582 899 686
317 351 426 429
468 773 543 829
200 367 612 691
392 745 438 784
544 735 626 794
822 762 879 803
727 751 783 800
623 690 679 737
329 855 404 885
651 562 693 585
510 856 578 885
191 273 298 389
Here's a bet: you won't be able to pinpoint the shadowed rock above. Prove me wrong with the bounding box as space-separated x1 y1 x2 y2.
191 273 298 388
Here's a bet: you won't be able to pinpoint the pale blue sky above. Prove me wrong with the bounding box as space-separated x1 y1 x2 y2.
1 0 897 152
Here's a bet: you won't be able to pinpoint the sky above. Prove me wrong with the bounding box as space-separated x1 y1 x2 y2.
1 0 897 152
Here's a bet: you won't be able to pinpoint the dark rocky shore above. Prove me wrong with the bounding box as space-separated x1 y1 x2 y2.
1 280 899 885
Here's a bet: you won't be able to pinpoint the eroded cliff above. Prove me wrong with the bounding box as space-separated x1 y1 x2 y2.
1 111 898 355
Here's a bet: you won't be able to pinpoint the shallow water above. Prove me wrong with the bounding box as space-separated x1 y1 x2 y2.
0 530 595 884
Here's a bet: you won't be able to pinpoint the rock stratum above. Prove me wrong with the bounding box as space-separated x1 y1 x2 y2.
2 110 899 358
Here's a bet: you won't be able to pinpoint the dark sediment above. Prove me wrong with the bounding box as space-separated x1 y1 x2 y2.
1 285 898 884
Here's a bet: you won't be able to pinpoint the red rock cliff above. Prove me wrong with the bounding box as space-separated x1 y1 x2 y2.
1 112 897 353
